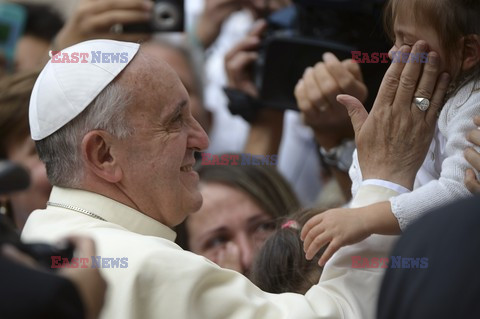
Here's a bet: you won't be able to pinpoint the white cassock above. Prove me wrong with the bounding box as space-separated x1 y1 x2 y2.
22 184 398 319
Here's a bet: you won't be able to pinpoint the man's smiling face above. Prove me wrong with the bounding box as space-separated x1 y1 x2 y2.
114 48 209 227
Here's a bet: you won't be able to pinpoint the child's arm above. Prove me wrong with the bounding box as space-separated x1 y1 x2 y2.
300 201 400 266
390 85 480 231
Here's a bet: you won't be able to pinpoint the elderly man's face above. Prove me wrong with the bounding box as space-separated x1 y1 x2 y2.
116 50 209 227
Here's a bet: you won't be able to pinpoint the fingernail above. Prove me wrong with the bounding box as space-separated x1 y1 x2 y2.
428 52 439 65
323 52 336 63
441 73 451 83
416 41 427 51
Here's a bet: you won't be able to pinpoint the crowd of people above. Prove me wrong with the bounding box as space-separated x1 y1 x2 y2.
1 0 480 318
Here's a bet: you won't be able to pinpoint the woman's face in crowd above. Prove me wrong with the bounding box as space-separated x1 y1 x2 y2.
186 182 276 276
6 136 51 229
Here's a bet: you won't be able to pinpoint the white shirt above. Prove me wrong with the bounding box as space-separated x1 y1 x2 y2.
22 185 398 319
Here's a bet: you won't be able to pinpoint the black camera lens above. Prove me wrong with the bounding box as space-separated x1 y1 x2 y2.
152 2 180 30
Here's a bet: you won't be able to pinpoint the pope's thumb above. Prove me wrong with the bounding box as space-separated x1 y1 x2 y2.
337 94 368 136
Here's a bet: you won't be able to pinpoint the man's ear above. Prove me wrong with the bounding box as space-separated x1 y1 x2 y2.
462 34 480 72
81 131 123 183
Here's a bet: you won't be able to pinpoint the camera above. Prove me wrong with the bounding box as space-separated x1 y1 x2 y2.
255 0 389 111
124 0 184 33
0 161 73 271
0 214 74 271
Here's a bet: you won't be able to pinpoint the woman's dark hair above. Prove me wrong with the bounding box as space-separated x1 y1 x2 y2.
250 208 326 294
175 160 300 250
0 69 40 221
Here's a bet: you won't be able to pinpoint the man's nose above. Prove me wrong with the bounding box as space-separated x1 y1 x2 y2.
188 117 209 151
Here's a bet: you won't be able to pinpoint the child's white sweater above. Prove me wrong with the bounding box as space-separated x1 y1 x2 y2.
349 79 480 230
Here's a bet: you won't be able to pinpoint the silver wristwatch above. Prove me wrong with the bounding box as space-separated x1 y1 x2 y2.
319 139 356 172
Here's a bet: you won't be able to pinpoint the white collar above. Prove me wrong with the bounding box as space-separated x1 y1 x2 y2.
48 186 176 241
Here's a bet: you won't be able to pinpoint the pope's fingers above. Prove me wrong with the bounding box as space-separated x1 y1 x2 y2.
372 45 410 110
411 51 440 114
393 41 427 112
336 94 368 137
425 72 450 123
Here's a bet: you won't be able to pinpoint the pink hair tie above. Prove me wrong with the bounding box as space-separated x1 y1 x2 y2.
281 220 299 230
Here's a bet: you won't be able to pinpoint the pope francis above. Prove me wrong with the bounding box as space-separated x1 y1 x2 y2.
22 39 398 319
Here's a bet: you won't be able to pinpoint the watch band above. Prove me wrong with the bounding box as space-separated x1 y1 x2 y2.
319 139 356 172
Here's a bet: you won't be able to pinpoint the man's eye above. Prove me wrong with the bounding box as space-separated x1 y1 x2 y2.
173 114 184 124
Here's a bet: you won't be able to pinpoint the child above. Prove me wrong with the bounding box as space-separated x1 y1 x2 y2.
251 208 325 294
302 0 480 266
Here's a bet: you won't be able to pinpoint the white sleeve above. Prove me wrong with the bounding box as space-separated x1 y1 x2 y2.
349 149 362 197
389 90 480 231
136 184 401 319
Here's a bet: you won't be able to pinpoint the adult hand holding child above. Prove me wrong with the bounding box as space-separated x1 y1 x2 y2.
301 41 451 266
